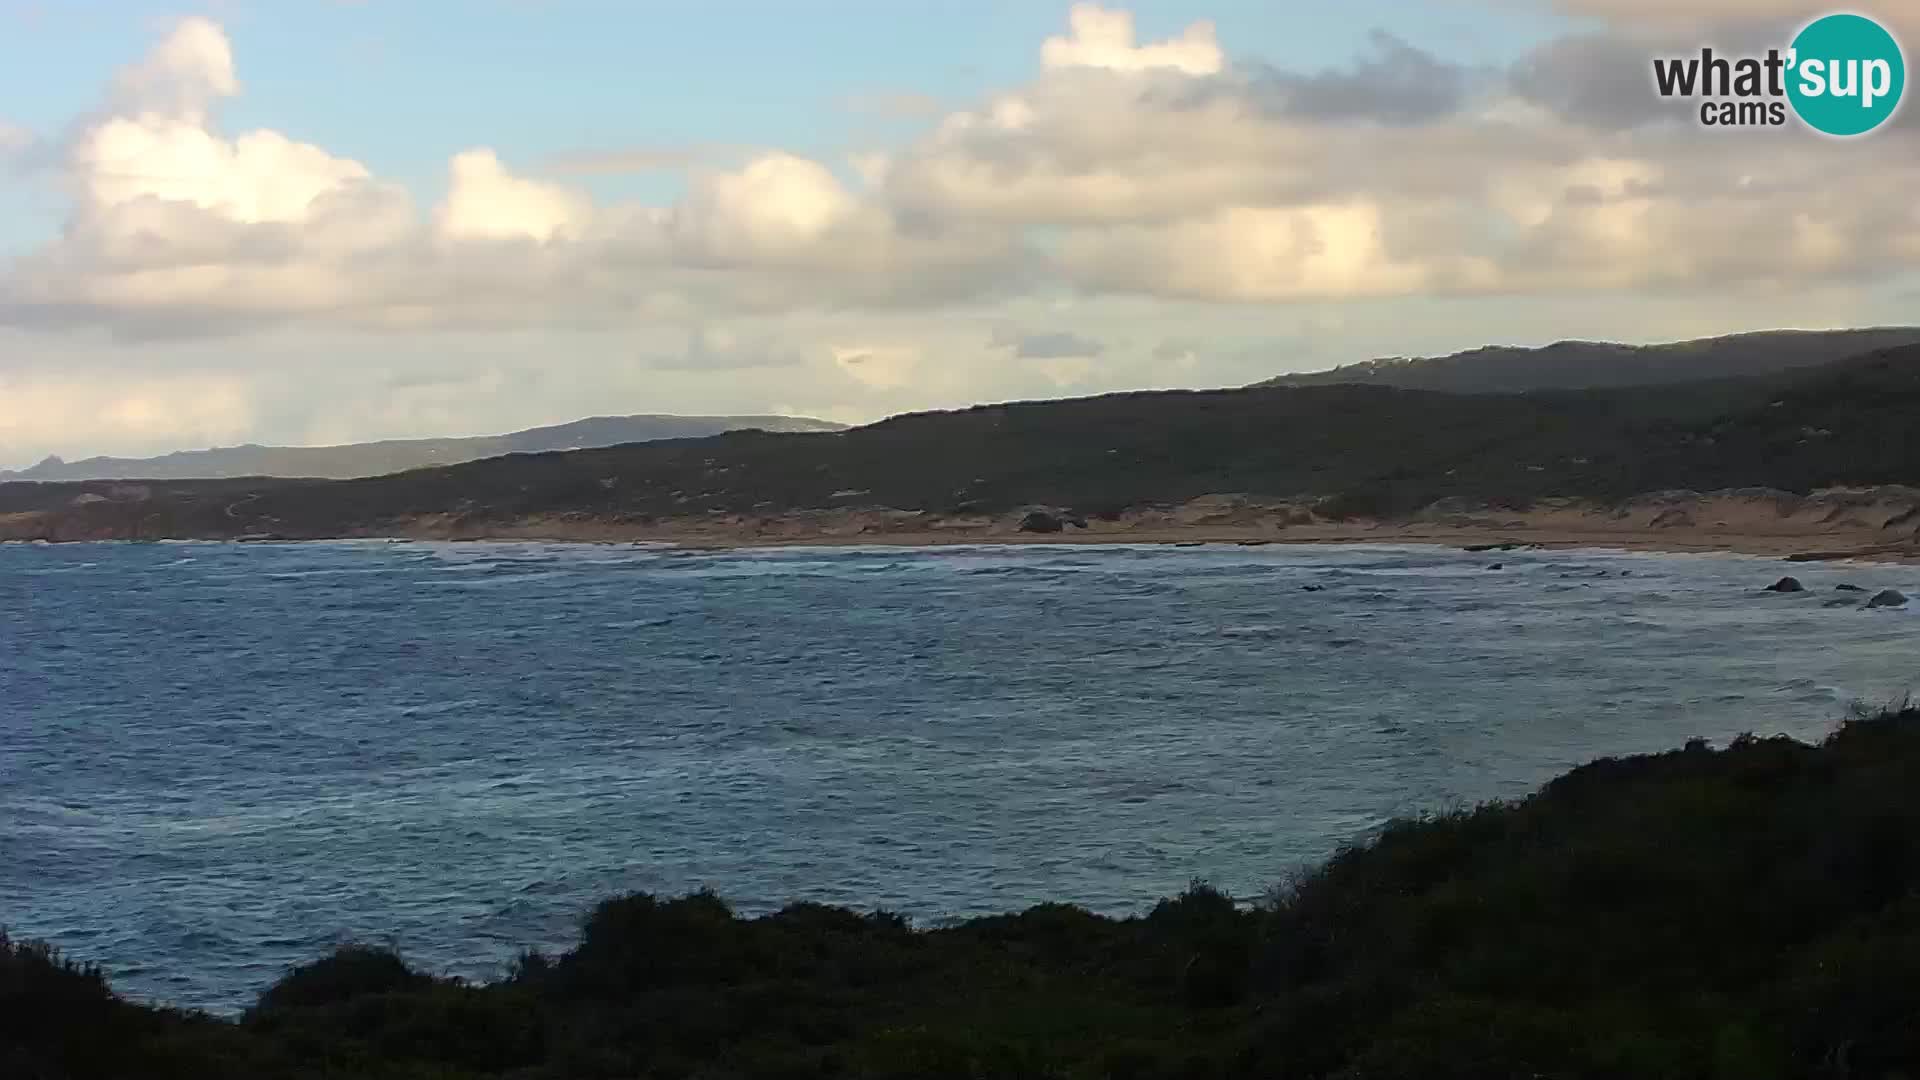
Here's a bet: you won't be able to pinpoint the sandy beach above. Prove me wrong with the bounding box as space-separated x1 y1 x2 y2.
374 488 1920 563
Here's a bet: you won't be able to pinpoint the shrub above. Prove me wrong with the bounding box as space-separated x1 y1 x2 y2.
249 945 431 1015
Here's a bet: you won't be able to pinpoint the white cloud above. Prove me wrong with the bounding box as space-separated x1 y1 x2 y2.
77 121 373 225
0 369 255 459
22 3 1917 340
0 18 1017 340
1041 3 1222 76
1058 201 1484 302
108 15 238 122
670 153 856 260
877 4 1920 304
437 149 593 242
65 17 377 235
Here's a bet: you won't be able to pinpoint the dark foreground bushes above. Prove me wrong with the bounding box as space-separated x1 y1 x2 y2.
9 709 1920 1078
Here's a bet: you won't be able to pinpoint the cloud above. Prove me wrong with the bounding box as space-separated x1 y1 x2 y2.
0 368 255 459
831 345 919 390
437 149 592 241
108 14 238 121
1040 3 1222 76
670 153 855 259
0 18 1020 340
1056 201 1491 302
991 327 1105 359
647 326 807 371
1228 30 1475 125
879 3 1920 305
1506 33 1675 131
1152 340 1201 371
4 1 1920 363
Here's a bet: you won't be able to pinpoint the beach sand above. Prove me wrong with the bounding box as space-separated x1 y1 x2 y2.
381 488 1920 563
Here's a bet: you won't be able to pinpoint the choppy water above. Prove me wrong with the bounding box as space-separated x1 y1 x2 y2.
2 539 1917 1012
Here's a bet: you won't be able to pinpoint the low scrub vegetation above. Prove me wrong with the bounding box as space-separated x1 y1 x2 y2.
13 344 1920 539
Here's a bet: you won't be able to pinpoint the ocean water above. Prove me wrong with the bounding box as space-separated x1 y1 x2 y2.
3 539 1917 1013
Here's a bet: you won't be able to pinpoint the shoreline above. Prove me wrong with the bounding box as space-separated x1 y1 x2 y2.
12 518 1920 564
368 492 1920 563
623 526 1920 562
10 488 1920 563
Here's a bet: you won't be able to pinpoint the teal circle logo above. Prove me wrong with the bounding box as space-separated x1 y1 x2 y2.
1787 13 1906 136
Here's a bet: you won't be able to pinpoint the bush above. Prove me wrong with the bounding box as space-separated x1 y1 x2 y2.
249 945 431 1015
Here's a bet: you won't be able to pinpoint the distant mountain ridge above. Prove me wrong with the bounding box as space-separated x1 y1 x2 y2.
1 414 846 482
1254 327 1920 394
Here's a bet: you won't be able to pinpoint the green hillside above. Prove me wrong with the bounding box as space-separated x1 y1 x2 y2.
8 343 1920 540
1254 327 1920 394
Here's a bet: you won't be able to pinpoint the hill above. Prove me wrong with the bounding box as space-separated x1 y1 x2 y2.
7 707 1920 1078
1254 327 1920 394
0 413 846 482
8 342 1920 542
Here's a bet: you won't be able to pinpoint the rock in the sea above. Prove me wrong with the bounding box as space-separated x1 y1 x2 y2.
1017 510 1064 534
1866 588 1909 609
1836 583 1867 592
1487 563 1503 570
1764 576 1806 593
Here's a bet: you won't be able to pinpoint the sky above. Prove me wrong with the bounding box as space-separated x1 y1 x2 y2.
2 0 1919 467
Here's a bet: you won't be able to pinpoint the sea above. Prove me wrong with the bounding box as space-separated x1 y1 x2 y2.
3 538 1917 1013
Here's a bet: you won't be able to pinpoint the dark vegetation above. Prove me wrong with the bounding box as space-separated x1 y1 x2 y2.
1254 327 1920 394
9 709 1920 1078
10 342 1920 540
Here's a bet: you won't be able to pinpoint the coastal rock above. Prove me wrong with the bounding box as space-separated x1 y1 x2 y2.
1865 589 1909 609
1764 576 1805 593
1836 583 1867 592
1017 510 1064 534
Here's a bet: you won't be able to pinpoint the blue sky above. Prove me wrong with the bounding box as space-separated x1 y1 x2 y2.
1 0 1915 466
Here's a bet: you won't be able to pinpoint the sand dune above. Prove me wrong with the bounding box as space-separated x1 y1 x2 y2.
369 487 1920 563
